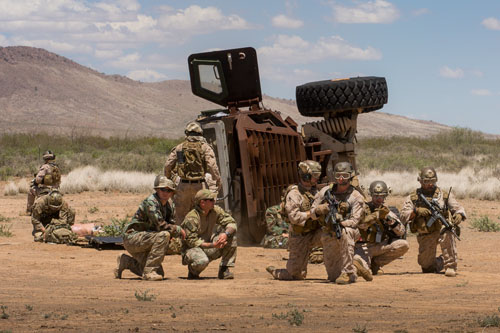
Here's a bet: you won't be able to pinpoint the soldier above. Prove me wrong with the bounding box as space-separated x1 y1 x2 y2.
164 121 221 224
115 175 185 281
400 167 466 277
311 161 372 284
261 204 289 249
355 181 409 275
31 189 77 244
181 189 237 280
266 160 327 280
26 150 61 214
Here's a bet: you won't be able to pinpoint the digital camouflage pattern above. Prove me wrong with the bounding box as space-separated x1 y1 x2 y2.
31 194 76 244
125 193 176 233
400 186 465 273
181 205 237 276
261 205 288 249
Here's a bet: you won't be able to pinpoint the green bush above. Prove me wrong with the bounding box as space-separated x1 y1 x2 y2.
0 225 13 238
470 216 500 232
478 314 500 328
134 289 157 302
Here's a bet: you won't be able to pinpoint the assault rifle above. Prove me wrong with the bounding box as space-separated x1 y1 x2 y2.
324 189 342 239
418 193 460 241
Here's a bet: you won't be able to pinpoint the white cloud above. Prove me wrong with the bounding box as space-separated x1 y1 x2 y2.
272 14 303 29
470 70 484 78
109 53 141 68
439 66 464 79
333 0 400 24
0 34 8 45
471 89 492 96
10 38 92 54
481 17 500 30
127 69 167 82
158 5 250 34
258 35 382 64
95 49 122 59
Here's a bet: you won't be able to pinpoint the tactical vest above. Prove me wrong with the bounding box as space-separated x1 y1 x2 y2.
281 185 319 235
176 141 206 181
360 202 389 243
43 162 61 186
410 187 449 234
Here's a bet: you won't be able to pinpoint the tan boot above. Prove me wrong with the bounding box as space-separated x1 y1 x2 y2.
335 272 350 285
354 258 373 282
266 266 277 279
444 268 456 277
114 253 131 279
143 272 163 281
218 266 234 280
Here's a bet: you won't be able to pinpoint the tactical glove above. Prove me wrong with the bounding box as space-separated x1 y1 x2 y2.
452 213 463 226
415 207 431 218
377 206 391 220
313 203 329 216
338 202 349 215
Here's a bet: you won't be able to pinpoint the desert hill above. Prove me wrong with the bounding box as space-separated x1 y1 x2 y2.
0 46 451 138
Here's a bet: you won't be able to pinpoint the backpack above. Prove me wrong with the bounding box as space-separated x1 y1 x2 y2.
176 141 206 181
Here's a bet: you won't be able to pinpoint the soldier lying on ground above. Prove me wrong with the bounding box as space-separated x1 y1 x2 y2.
31 189 77 244
115 175 185 281
355 180 409 276
181 189 237 280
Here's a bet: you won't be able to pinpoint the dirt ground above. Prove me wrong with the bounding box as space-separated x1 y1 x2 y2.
1 189 500 333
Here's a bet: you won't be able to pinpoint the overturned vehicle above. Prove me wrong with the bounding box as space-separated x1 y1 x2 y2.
188 47 388 244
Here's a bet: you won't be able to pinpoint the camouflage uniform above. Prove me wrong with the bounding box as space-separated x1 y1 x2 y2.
355 202 409 274
27 160 61 213
164 130 221 224
401 186 465 274
261 204 289 249
312 184 365 283
181 203 237 278
31 192 76 244
120 193 183 279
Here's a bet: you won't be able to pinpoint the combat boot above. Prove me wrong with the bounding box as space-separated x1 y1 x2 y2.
335 272 350 285
187 271 200 280
370 261 383 275
143 272 163 281
444 268 456 277
354 258 373 282
114 253 132 279
218 266 234 280
266 266 277 279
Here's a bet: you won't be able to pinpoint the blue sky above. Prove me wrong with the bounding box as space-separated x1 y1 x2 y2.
1 0 500 134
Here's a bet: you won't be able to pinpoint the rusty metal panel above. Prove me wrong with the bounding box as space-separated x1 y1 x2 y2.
235 111 305 222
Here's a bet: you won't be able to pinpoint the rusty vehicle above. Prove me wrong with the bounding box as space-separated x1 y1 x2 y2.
188 47 388 243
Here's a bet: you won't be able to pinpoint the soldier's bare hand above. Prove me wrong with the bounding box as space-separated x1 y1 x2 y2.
180 228 186 240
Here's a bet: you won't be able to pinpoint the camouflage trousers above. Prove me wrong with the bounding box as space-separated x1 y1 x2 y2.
123 231 172 277
33 224 78 244
322 227 358 282
261 234 288 249
355 239 409 270
174 181 205 224
417 229 457 272
273 229 322 280
182 234 237 276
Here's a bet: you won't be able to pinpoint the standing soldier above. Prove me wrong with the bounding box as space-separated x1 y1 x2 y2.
26 150 61 214
181 189 237 280
311 162 372 284
356 181 409 275
400 167 465 277
31 189 77 244
164 122 221 224
266 160 327 280
115 175 185 281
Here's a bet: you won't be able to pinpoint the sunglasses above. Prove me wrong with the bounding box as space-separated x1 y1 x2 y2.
159 188 174 193
202 198 215 202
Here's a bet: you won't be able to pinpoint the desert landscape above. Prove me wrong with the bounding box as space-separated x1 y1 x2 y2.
1 187 500 332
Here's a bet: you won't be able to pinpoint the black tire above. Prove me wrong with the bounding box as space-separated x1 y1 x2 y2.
296 76 388 117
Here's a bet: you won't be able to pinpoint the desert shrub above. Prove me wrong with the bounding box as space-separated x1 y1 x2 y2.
134 289 157 302
470 216 500 232
478 314 500 328
99 217 129 236
0 225 13 237
272 308 305 326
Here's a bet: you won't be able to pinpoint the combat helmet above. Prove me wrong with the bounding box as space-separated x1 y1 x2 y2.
185 122 203 135
298 160 321 181
42 150 56 161
48 190 63 210
417 167 438 183
194 189 217 205
333 161 354 183
369 180 390 196
153 175 176 192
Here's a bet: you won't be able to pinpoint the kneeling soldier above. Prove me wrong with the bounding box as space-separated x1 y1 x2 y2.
355 181 409 275
115 175 185 281
181 189 237 279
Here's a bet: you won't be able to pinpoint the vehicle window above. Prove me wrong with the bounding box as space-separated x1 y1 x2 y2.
199 64 222 95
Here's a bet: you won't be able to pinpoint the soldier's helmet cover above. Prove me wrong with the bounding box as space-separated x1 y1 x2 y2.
185 122 203 135
194 189 217 205
418 167 438 183
153 175 176 191
334 161 354 177
298 160 321 180
48 190 63 210
369 180 390 196
42 150 56 161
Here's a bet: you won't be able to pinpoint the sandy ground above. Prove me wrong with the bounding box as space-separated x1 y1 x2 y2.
1 190 500 332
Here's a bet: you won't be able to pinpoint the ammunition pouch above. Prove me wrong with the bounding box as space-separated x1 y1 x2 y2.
292 219 319 235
